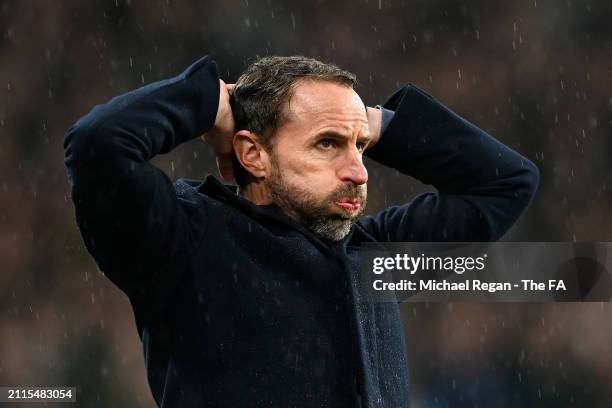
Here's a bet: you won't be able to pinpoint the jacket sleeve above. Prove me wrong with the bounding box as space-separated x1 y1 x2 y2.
358 84 540 242
63 56 220 305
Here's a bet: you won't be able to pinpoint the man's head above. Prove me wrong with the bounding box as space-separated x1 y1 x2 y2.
230 56 372 242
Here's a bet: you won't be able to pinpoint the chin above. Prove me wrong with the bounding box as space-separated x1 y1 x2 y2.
311 217 354 242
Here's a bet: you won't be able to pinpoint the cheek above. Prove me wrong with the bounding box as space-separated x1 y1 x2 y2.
283 170 334 198
281 169 340 206
277 154 336 190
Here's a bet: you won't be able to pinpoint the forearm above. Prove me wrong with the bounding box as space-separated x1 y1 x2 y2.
365 84 539 199
64 56 220 171
362 84 539 241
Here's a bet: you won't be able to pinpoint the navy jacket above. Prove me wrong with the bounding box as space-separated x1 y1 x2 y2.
63 56 539 407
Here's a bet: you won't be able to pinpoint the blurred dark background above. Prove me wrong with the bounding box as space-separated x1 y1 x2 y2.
1 0 611 406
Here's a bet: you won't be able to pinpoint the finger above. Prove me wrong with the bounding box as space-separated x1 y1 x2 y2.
216 156 229 181
226 83 236 91
216 154 235 182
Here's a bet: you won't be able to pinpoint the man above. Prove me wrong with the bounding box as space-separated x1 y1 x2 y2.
64 55 539 407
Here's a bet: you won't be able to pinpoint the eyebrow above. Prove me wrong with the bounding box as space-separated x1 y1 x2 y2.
315 130 372 142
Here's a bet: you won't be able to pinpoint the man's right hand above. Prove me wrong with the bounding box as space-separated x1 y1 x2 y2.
202 80 236 181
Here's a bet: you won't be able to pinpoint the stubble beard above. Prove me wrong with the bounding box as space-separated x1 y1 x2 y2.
268 159 367 242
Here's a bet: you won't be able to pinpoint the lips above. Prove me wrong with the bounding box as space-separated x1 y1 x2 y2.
335 197 361 212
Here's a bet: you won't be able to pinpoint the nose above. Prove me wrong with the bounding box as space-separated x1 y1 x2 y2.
337 151 368 185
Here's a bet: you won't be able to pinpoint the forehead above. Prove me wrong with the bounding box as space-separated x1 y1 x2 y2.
283 79 367 131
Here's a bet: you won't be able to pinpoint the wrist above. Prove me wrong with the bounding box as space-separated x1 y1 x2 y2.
366 106 383 148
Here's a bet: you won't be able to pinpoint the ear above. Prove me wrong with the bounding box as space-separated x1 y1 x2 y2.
233 130 271 180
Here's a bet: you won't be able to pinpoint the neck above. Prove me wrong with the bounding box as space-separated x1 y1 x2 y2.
237 179 273 205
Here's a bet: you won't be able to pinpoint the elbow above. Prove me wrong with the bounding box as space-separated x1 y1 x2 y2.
63 107 113 173
63 111 114 189
64 121 89 170
520 158 540 209
488 158 540 242
63 122 96 189
63 122 87 169
63 121 100 173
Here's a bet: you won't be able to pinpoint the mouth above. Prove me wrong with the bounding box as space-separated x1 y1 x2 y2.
334 197 361 212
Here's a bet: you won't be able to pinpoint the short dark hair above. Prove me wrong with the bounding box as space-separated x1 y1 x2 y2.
230 55 357 187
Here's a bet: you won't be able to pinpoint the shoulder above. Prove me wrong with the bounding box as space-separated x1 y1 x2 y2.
174 177 233 220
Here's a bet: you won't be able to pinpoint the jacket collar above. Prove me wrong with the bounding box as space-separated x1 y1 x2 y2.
193 175 360 251
196 174 285 219
178 175 379 249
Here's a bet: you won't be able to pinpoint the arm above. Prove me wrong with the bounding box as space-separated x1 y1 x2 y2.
64 56 220 307
359 84 540 242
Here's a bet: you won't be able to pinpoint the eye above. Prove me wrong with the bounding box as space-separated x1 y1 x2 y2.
318 138 335 149
356 141 367 152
